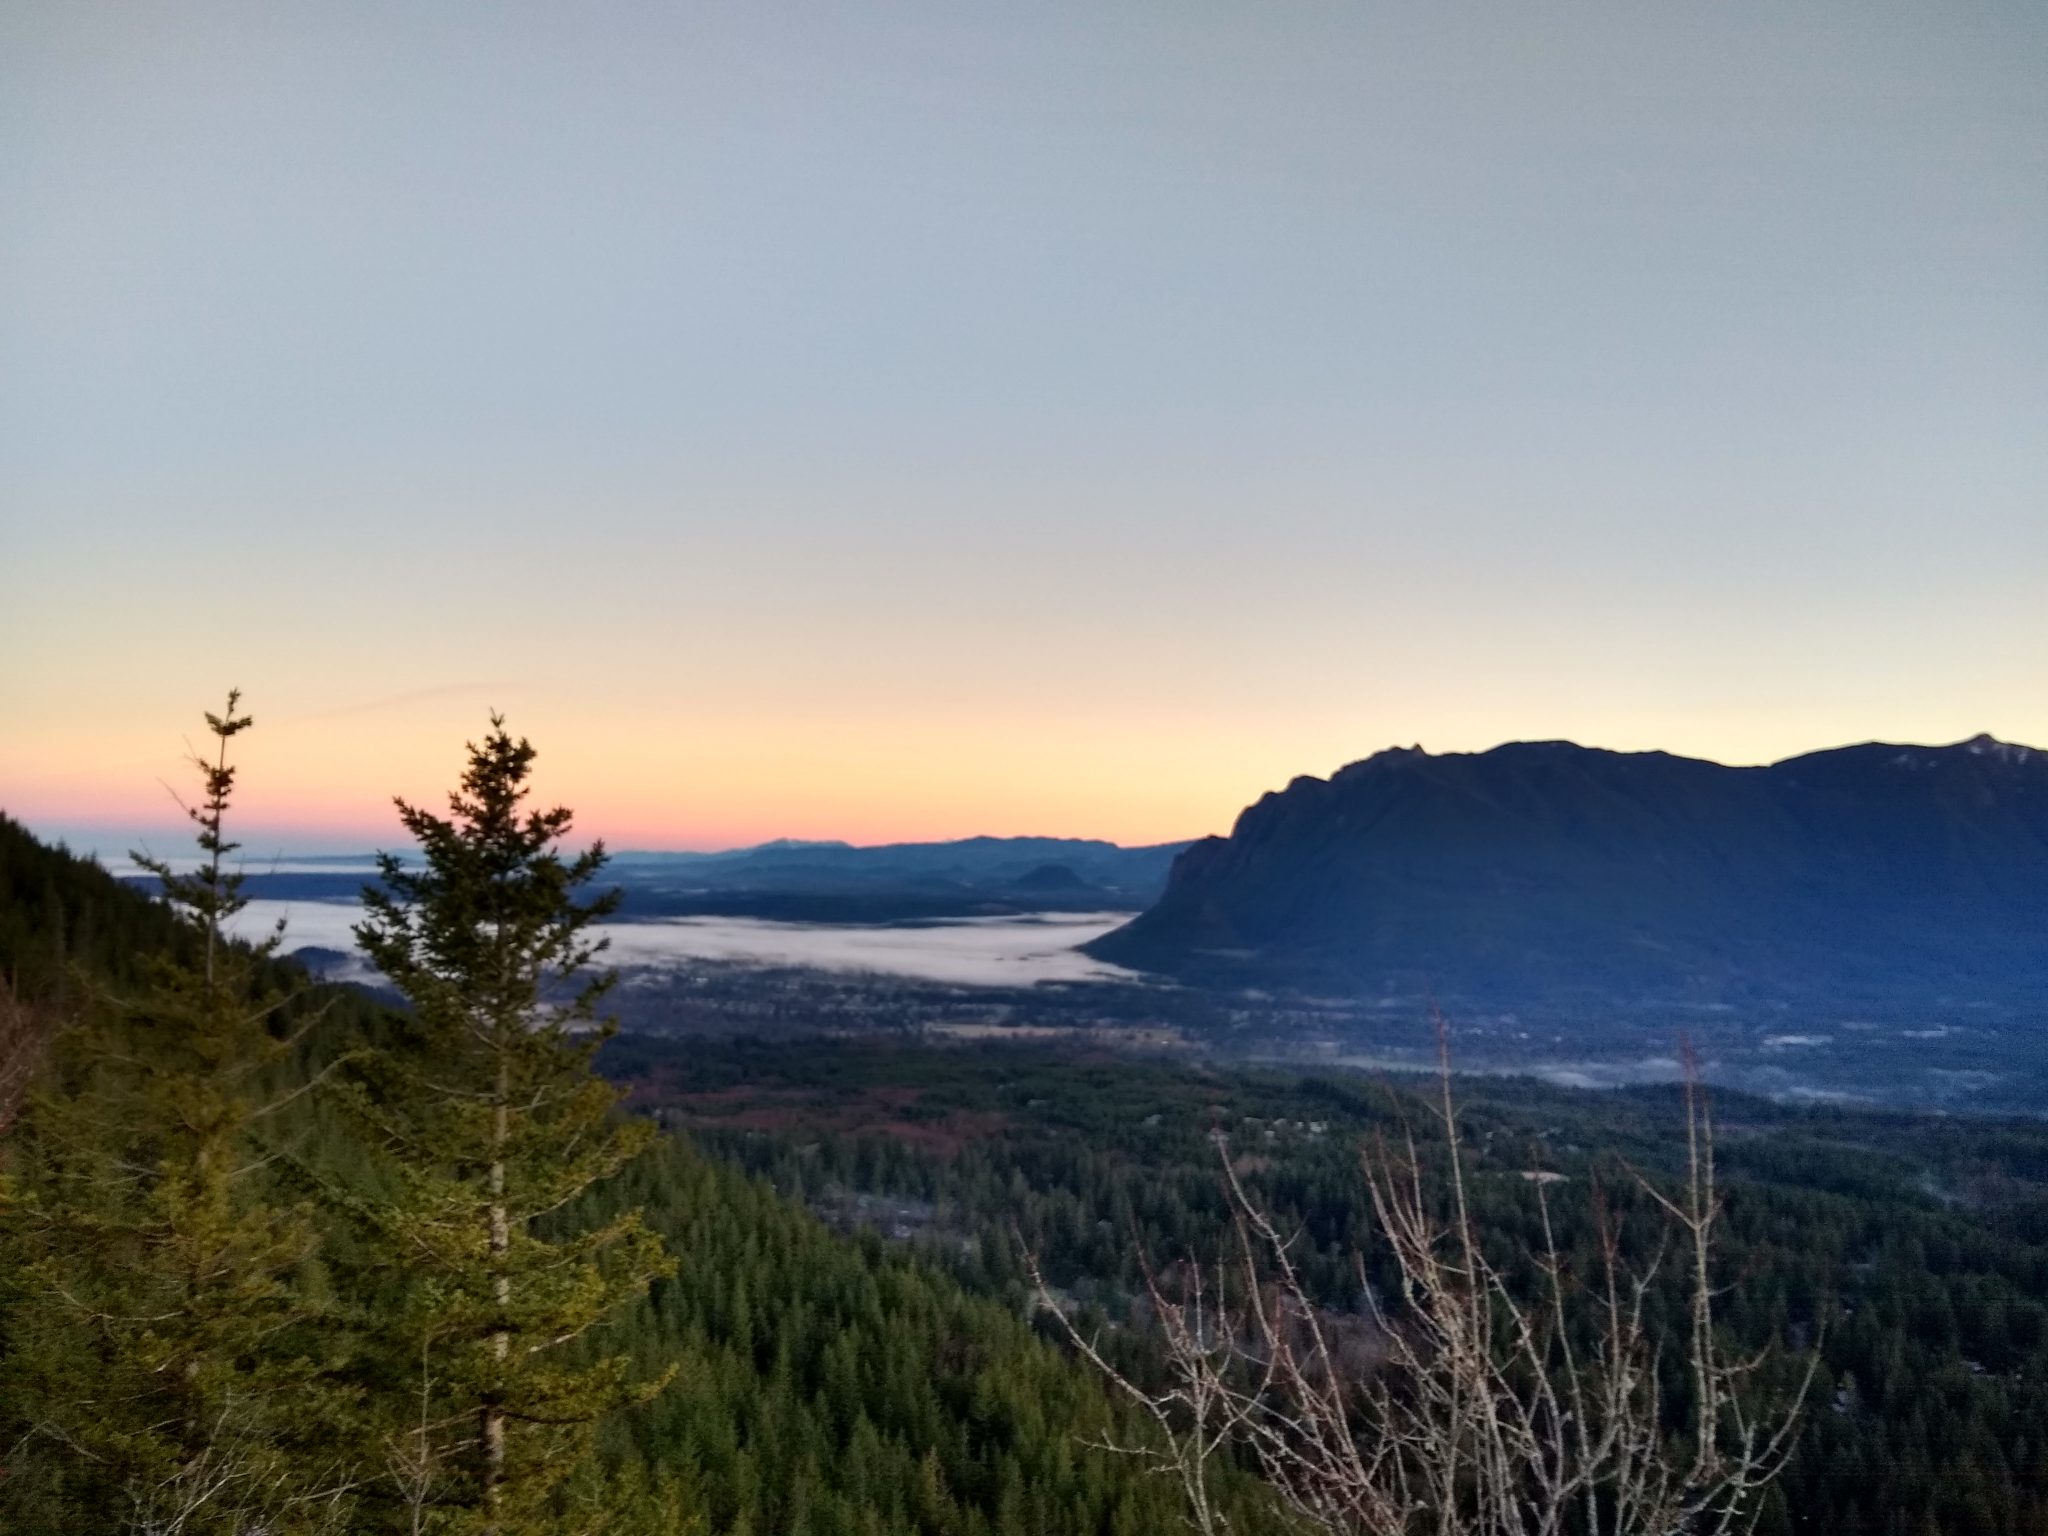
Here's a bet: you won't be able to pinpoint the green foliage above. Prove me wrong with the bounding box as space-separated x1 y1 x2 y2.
128 689 263 991
573 1137 1286 1536
342 717 674 1533
0 694 350 1534
0 810 189 1005
637 1036 2048 1536
1 721 1301 1536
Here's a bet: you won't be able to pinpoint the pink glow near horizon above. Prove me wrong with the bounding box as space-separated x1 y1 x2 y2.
13 705 2046 861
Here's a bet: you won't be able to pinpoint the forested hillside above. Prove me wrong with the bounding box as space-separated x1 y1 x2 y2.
575 1140 1273 1534
1 810 194 999
0 785 1277 1534
622 1036 2048 1536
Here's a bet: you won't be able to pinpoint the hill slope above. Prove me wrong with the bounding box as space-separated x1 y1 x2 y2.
0 816 1276 1533
1086 735 2048 1010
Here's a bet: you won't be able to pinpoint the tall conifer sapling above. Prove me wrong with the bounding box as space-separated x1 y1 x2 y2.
351 715 674 1535
2 691 350 1534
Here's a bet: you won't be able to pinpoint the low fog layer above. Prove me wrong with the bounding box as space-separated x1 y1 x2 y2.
230 900 1137 988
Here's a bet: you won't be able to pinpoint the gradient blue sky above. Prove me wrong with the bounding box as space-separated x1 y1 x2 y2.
4 2 2044 852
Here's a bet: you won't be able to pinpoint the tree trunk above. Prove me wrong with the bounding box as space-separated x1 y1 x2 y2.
483 1047 510 1533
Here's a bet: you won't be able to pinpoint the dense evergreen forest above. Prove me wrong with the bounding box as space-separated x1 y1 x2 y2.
5 713 2046 1534
618 1036 2048 1536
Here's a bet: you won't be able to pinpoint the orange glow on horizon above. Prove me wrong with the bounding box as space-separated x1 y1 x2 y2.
9 685 2046 857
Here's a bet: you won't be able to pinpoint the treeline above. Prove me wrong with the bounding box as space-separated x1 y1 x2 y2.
0 705 1282 1535
2 809 206 1001
635 1036 2048 1536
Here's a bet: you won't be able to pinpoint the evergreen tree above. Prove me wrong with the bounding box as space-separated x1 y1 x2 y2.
347 716 673 1534
0 691 350 1534
130 691 261 990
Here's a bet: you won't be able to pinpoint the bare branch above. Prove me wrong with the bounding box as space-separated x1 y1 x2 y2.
1048 1031 1812 1536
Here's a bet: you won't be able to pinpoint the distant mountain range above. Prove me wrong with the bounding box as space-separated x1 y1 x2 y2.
604 836 1185 918
1086 735 2048 1012
213 836 1188 921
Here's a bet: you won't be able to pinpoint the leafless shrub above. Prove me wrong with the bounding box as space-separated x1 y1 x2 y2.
108 1388 359 1536
1036 1036 1814 1536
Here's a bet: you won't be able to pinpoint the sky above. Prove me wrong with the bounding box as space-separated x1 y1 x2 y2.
4 2 2044 855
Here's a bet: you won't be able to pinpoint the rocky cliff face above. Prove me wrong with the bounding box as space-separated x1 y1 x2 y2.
1085 736 2048 1010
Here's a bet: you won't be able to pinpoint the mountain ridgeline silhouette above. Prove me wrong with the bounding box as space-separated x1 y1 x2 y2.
212 837 1188 925
1086 736 2048 1011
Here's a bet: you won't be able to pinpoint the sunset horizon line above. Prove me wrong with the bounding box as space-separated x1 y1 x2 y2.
14 723 2038 864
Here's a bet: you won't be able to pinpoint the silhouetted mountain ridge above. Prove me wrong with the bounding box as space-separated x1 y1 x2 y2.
1086 736 2048 1010
604 835 1181 904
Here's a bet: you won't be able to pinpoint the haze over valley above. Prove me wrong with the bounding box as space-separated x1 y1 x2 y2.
182 731 2048 1116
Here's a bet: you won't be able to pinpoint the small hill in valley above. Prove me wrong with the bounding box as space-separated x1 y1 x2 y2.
1008 862 1100 894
